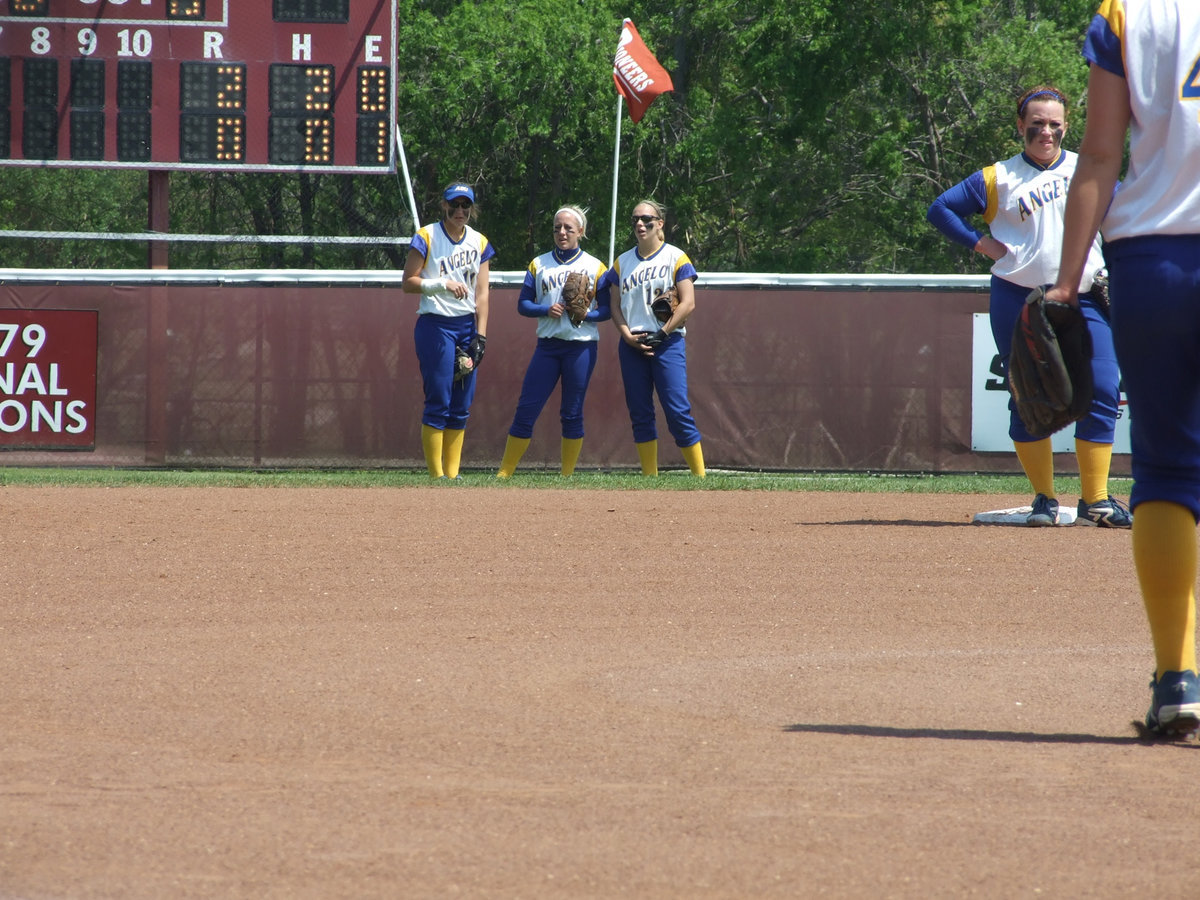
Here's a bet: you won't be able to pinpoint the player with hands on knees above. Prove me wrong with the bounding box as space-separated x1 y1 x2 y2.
597 199 705 477
1045 0 1200 738
926 85 1129 528
402 181 495 479
496 205 610 478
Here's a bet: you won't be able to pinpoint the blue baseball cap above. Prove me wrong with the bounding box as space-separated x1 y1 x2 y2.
443 183 475 203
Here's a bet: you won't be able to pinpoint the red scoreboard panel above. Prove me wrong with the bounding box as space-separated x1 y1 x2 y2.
0 0 397 172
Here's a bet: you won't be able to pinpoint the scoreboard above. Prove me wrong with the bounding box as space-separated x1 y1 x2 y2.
0 0 397 172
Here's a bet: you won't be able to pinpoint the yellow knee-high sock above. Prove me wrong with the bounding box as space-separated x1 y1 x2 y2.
636 439 658 476
442 428 465 479
421 424 444 478
1075 439 1114 505
1133 501 1198 677
1013 438 1055 498
560 437 583 476
497 435 531 478
681 441 706 478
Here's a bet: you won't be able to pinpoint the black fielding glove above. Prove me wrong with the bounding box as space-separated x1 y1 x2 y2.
637 329 668 350
469 334 486 366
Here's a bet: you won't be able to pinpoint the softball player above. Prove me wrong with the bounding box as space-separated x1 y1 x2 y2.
402 182 495 479
496 206 610 477
598 199 705 477
927 86 1129 527
1046 0 1200 736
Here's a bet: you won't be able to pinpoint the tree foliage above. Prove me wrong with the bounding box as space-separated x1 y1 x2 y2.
0 0 1103 274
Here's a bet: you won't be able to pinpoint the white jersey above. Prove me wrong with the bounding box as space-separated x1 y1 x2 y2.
410 222 494 317
1088 0 1200 239
612 242 697 335
981 150 1106 292
528 249 607 342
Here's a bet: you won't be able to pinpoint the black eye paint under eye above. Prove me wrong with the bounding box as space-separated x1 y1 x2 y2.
1025 125 1064 143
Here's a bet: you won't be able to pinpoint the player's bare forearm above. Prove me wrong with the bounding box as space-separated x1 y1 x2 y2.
974 235 1008 262
1049 66 1129 303
474 262 490 335
663 279 695 333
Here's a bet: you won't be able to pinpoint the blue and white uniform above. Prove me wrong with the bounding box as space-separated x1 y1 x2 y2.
1085 0 1200 517
507 247 610 441
409 221 495 430
598 242 701 447
927 150 1121 443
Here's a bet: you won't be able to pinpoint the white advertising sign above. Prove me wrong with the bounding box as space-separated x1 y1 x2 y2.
971 313 1130 453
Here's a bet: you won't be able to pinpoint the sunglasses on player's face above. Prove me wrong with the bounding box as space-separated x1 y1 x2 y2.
448 199 473 210
631 214 658 226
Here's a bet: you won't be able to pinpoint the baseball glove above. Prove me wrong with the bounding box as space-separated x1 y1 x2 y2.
636 328 667 350
650 286 679 324
1007 285 1094 438
561 271 594 327
453 346 474 383
469 333 486 366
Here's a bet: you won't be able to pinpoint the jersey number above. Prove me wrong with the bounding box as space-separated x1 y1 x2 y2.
1183 54 1200 99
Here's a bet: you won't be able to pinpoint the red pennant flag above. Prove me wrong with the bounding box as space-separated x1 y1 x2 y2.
612 19 674 123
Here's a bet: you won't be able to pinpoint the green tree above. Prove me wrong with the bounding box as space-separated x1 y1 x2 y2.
0 0 1106 274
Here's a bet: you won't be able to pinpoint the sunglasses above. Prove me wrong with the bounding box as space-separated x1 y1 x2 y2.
631 214 659 226
448 199 473 210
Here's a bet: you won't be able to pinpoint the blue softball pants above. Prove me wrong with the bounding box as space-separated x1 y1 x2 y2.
1106 235 1200 520
989 274 1121 444
414 312 476 430
617 332 702 447
508 338 598 440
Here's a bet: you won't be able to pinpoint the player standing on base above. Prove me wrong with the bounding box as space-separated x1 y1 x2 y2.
927 86 1130 528
496 206 610 477
598 199 705 477
1046 0 1200 737
402 182 495 479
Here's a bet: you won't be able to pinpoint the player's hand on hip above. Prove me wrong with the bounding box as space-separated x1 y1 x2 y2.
974 236 1009 261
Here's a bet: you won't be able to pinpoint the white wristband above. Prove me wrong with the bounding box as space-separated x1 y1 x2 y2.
420 277 447 295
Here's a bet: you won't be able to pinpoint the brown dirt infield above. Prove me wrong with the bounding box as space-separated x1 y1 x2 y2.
3 486 1198 899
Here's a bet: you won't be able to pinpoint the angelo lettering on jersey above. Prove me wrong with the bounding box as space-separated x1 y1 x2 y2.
541 269 586 294
1017 178 1067 222
620 263 672 294
439 247 481 278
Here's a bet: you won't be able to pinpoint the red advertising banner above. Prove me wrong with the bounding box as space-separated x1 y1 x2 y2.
0 308 98 450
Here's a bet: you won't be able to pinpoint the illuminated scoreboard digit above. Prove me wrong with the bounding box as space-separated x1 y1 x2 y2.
167 1 206 20
180 61 245 162
356 65 389 166
269 63 333 165
0 0 397 172
9 0 49 16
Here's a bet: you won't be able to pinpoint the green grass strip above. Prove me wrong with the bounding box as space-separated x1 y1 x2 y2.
0 466 1132 494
